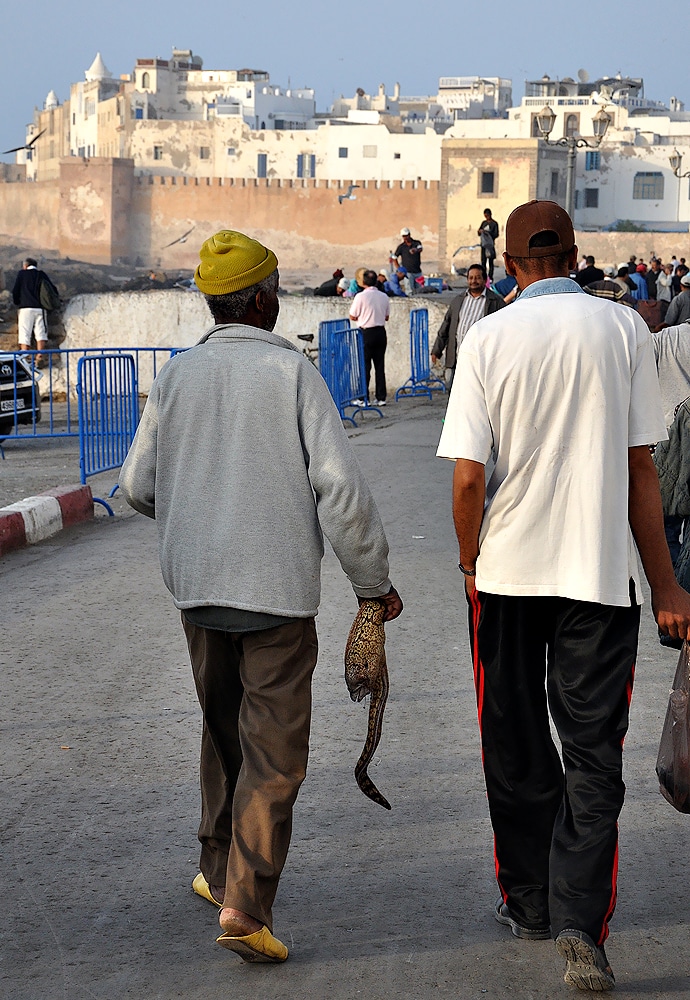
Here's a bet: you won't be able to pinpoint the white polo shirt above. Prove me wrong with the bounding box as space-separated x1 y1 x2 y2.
437 277 667 607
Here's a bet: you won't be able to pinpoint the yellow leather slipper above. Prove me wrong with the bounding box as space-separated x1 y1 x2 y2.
192 872 222 909
216 925 289 963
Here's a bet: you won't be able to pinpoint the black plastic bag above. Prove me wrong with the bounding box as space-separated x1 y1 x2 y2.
656 641 690 813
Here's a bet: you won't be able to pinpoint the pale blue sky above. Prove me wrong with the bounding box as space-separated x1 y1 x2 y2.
1 0 681 161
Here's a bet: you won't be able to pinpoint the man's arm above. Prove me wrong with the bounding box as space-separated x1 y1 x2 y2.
119 394 159 519
628 445 690 638
431 303 453 363
452 459 486 595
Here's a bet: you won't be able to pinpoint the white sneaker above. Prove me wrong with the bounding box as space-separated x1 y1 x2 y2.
351 399 365 406
375 399 387 406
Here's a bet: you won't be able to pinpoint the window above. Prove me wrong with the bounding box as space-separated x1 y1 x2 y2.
633 171 664 200
585 151 600 171
394 152 401 160
296 153 316 178
199 147 210 160
135 108 144 120
584 188 599 208
363 145 377 158
481 171 495 195
142 72 150 89
338 147 348 158
257 153 267 178
564 114 579 138
153 145 163 160
226 147 237 156
531 114 542 138
550 171 559 198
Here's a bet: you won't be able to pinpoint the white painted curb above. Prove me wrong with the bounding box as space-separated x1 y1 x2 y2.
1 495 64 544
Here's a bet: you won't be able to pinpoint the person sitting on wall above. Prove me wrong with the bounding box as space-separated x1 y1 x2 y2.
313 269 345 297
346 267 367 298
384 267 408 297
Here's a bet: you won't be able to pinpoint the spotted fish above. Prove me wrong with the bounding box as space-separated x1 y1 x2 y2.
344 598 391 810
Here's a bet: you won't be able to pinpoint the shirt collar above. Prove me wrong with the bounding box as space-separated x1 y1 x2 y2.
518 276 583 300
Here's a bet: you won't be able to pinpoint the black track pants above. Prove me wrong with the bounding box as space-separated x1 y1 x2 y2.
466 586 640 943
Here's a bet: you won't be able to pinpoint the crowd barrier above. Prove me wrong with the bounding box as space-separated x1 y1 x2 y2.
77 354 139 513
0 347 177 443
318 319 382 426
395 309 447 401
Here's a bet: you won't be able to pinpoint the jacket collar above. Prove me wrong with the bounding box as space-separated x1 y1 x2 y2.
198 323 301 354
518 277 583 300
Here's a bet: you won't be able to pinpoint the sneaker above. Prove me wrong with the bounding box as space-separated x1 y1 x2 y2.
375 399 387 406
555 929 615 991
351 399 365 407
494 898 550 941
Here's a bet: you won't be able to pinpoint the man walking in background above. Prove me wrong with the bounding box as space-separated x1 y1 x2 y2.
438 200 690 991
120 230 402 964
350 269 391 405
431 263 505 385
12 257 57 365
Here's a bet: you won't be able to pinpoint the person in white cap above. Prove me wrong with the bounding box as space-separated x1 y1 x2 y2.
394 228 423 293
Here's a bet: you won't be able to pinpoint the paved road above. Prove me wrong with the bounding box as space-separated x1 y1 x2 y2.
1 400 688 1000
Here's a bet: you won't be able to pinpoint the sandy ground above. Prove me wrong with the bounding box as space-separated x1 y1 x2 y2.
1 399 689 1000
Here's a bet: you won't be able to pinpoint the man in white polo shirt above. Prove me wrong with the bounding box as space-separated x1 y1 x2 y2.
349 269 390 405
437 200 690 992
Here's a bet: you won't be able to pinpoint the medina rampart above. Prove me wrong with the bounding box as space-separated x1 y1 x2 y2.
0 158 440 272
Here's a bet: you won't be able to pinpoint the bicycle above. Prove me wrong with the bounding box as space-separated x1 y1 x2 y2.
298 333 319 366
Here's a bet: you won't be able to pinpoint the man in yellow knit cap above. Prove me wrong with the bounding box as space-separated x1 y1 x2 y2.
120 230 402 963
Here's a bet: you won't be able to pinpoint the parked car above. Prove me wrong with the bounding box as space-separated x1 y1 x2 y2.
0 354 42 433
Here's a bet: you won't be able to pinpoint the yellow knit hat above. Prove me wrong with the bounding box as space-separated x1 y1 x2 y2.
194 230 278 295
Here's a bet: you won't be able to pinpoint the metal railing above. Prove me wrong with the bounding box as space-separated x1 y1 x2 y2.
395 309 447 401
0 348 178 441
318 319 382 426
77 354 139 485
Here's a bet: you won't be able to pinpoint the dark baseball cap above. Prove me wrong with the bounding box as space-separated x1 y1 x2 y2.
505 200 575 258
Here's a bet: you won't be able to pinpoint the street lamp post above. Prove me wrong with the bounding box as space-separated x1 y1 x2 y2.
536 106 612 218
669 149 690 227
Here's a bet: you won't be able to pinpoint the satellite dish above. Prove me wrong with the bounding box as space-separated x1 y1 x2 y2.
578 69 590 84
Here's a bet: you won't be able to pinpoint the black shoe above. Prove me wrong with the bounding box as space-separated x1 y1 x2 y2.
494 898 550 940
555 928 615 991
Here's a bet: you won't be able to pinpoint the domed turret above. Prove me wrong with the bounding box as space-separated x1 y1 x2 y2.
85 52 112 82
44 90 59 110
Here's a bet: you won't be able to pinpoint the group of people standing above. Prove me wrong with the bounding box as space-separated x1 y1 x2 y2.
572 253 690 326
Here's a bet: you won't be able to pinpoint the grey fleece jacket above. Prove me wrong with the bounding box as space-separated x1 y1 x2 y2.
119 323 392 617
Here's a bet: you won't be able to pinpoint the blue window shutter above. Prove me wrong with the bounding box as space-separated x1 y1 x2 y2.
310 154 316 178
297 154 304 178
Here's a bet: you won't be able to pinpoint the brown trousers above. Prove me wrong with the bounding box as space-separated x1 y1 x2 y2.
182 616 318 930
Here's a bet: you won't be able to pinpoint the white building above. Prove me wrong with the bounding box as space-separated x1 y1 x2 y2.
447 73 690 231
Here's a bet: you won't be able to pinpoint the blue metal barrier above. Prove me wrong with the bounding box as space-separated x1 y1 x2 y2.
77 354 139 511
395 308 446 401
0 348 178 442
318 320 382 426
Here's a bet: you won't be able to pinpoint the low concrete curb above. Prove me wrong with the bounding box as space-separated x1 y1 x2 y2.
0 485 94 556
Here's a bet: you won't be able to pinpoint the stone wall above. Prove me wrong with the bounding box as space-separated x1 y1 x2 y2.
0 179 59 251
131 175 439 272
0 160 440 270
60 289 450 394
